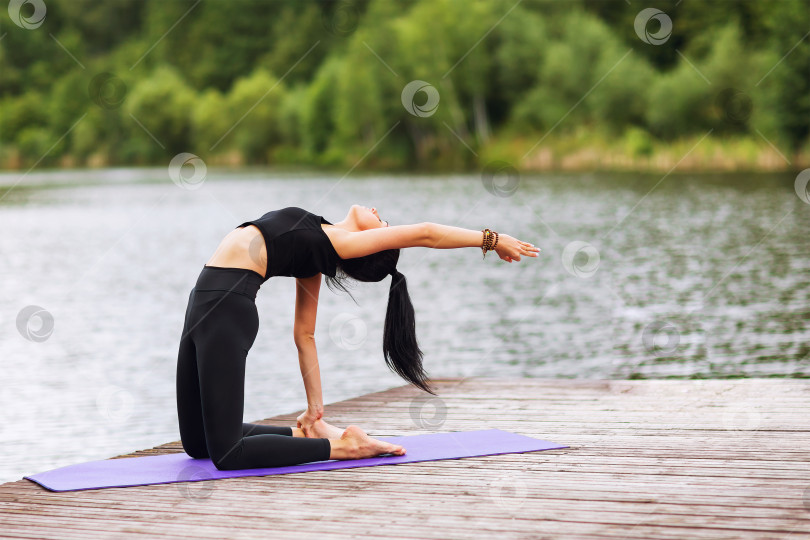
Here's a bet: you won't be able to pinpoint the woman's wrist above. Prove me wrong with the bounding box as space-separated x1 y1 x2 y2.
307 403 324 415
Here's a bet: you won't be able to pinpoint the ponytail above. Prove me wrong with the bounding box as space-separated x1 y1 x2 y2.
382 270 436 395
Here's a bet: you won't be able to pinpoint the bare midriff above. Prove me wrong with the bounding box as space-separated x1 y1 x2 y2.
205 223 336 278
205 225 268 278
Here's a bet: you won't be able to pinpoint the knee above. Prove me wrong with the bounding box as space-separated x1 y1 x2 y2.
212 454 240 471
182 442 210 461
210 447 243 471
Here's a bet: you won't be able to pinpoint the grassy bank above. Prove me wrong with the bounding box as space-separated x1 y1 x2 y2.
2 132 807 175
483 131 810 174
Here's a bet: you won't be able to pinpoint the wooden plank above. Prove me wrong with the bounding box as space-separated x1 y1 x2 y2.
1 378 808 539
2 505 807 537
4 483 809 521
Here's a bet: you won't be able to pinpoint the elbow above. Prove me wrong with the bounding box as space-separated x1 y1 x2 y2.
294 333 315 349
421 222 434 247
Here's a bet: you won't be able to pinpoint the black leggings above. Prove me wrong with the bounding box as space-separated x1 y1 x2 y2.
176 265 332 470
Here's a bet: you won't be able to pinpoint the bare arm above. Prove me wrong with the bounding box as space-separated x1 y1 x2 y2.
425 222 541 262
293 275 350 439
424 223 486 249
335 221 539 262
295 338 323 413
294 274 324 415
333 222 432 259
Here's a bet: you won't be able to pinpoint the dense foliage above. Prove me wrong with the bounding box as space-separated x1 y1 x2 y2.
1 0 807 170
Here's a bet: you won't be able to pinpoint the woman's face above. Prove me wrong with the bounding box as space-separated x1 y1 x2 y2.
351 204 388 230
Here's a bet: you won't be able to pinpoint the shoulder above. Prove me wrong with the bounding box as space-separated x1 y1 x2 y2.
328 223 430 259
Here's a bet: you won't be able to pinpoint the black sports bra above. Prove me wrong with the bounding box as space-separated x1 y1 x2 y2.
236 206 339 281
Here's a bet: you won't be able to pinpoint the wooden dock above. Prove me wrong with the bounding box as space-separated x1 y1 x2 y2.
1 378 809 539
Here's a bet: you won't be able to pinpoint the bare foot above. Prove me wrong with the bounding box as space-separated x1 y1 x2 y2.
308 419 346 439
329 425 406 460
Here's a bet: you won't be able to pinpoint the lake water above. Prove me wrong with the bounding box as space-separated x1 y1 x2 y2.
1 168 808 483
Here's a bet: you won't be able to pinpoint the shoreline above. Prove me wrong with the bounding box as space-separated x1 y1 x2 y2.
1 134 808 177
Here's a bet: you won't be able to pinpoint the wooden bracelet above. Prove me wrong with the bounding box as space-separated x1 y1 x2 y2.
482 228 497 259
481 229 491 258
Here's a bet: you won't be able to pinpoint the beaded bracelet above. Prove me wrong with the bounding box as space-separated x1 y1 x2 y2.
481 228 499 259
481 229 490 258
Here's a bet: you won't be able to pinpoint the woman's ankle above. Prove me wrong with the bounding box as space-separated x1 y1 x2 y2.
328 438 348 459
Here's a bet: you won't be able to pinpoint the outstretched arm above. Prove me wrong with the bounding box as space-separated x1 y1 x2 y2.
425 223 541 263
335 222 540 262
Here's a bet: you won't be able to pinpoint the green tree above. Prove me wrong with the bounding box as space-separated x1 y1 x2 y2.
225 68 287 163
124 66 196 161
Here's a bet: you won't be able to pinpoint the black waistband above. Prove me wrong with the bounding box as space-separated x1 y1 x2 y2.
194 266 264 300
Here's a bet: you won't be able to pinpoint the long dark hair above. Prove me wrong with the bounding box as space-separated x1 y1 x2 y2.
325 248 436 395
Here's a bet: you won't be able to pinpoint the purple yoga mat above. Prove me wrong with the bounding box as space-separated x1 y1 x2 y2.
24 429 566 492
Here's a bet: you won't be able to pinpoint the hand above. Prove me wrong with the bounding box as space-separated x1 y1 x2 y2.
493 233 541 263
296 407 323 437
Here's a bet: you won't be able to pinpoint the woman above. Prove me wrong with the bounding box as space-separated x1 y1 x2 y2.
176 204 540 471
